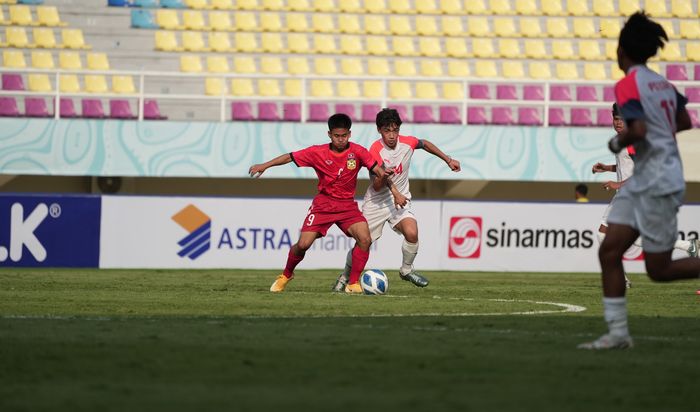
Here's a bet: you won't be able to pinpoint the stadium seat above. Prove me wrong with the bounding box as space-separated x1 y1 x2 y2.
604 41 617 60
27 74 51 92
308 103 329 122
671 0 695 17
389 104 409 122
2 50 26 68
659 20 677 39
205 77 226 95
31 51 54 69
687 44 700 62
211 0 235 9
667 64 688 80
231 78 255 96
555 63 578 80
58 51 81 70
131 9 158 29
498 39 521 59
659 43 683 61
206 55 229 72
261 12 283 32
364 15 387 35
62 29 89 49
515 0 537 15
474 60 497 77
25 98 50 117
366 58 388 76
389 15 413 35
236 0 259 10
392 37 416 56
439 106 461 124
518 107 542 125
596 108 612 126
603 86 615 101
467 107 487 125
389 81 412 99
334 103 356 121
110 100 136 119
493 18 516 37
85 75 109 94
314 57 336 75
231 102 254 121
472 39 495 58
82 99 106 118
492 107 514 125
208 11 232 31
415 82 438 99
573 19 596 38
413 106 435 123
441 16 464 37
502 61 525 78
519 17 543 37
311 79 333 97
524 40 548 59
567 1 592 15
394 59 416 77
180 54 203 72
340 57 363 76
134 0 159 6
156 9 182 30
447 60 469 77
160 0 187 7
576 85 598 102
87 53 110 70
258 102 280 121
261 33 284 53
463 0 487 14
442 82 464 100
364 0 386 14
143 100 167 120
418 37 442 57
591 0 615 16
337 80 360 98
491 0 513 14
686 87 700 103
314 34 336 54
185 0 208 8
258 79 281 97
694 65 700 80
579 40 603 60
680 20 700 39
37 6 65 27
571 108 593 126
689 109 700 127
619 0 640 16
583 63 607 80
646 1 670 17
282 103 301 121
209 32 232 52
339 0 363 13
546 18 570 38
361 104 381 122
34 27 57 49
338 15 361 34
496 85 518 100
523 85 544 100
287 33 310 53
445 38 469 58
365 36 388 56
311 13 335 33
0 98 20 117
467 17 490 37
548 108 567 126
362 80 383 98
287 57 309 75
469 84 490 99
182 31 207 51
59 74 81 93
155 31 181 51
415 16 439 36
9 5 33 25
440 0 462 14
339 35 363 55
234 12 257 31
287 13 309 32
528 61 552 79
6 27 30 48
552 41 574 59
233 56 256 73
234 32 258 52
260 56 283 74
183 10 207 30
550 85 571 101
542 0 564 15
599 19 621 38
420 60 443 77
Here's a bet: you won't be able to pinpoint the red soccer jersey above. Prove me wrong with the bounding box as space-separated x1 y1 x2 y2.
291 142 377 200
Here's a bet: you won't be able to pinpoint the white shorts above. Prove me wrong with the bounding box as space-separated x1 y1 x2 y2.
362 200 416 241
600 193 619 227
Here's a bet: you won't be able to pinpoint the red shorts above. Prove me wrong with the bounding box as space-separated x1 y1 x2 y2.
300 194 367 236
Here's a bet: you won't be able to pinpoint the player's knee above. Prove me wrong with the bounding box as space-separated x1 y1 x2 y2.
295 240 314 251
598 244 622 264
404 232 418 243
355 236 372 250
646 266 671 282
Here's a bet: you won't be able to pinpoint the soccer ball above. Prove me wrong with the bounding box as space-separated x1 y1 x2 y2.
360 269 388 295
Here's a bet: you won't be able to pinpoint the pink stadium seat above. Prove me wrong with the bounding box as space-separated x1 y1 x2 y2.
389 105 410 122
0 98 21 117
576 86 598 102
231 102 254 121
666 64 688 81
689 109 700 127
82 99 106 118
469 84 490 99
550 85 571 101
548 108 567 126
55 98 77 118
439 105 461 124
523 85 544 101
496 85 518 100
571 108 593 126
143 100 167 120
308 103 329 122
110 100 137 119
413 105 434 123
2 74 25 91
257 102 280 121
695 65 700 80
361 104 381 123
467 107 487 124
335 103 356 121
517 107 542 126
603 86 615 102
491 107 514 125
596 108 612 126
282 103 301 122
25 98 50 117
685 87 700 103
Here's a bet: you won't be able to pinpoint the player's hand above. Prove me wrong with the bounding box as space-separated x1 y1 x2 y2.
393 193 408 209
603 181 621 191
447 157 461 172
248 164 264 178
592 162 607 174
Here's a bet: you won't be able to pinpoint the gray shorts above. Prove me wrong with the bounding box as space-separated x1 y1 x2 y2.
607 187 683 253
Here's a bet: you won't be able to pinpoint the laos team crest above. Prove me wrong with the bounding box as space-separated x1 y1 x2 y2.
346 159 357 170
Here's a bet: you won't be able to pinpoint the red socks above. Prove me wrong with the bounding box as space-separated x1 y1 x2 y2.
348 247 370 284
283 248 305 278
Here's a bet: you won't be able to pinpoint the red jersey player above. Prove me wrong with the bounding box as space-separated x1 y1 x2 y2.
248 113 389 294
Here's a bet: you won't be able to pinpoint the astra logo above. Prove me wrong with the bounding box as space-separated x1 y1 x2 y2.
449 217 482 258
0 203 52 262
172 204 211 260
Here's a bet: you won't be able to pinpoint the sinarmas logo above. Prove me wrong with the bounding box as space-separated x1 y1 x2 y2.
449 217 482 258
171 204 211 260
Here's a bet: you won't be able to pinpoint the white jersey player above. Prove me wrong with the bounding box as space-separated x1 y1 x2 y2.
332 108 461 290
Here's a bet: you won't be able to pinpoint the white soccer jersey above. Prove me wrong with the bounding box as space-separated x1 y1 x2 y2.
616 147 634 184
363 135 422 207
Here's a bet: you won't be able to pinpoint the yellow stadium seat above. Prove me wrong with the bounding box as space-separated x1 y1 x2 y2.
464 0 487 14
112 75 135 94
363 80 383 98
185 0 208 8
542 0 564 16
519 17 542 37
420 60 443 77
235 0 257 9
474 60 497 77
442 82 464 100
28 74 52 92
364 15 388 35
37 6 66 27
415 16 439 36
234 12 256 31
182 31 207 51
573 18 596 38
211 0 234 9
31 51 54 69
515 0 538 15
567 1 591 15
445 38 469 58
339 0 363 13
647 62 660 73
180 55 203 72
314 57 337 75
366 36 389 55
389 81 411 99
502 61 525 78
59 74 80 93
62 29 89 50
339 15 361 34
312 0 334 12
260 56 283 74
389 0 412 13
555 62 578 80
9 5 33 25
392 37 416 56
415 0 438 14
156 9 182 30
618 0 640 16
472 38 495 58
524 39 548 58
498 39 521 58
579 40 603 60
600 19 621 39
389 16 413 35
287 33 310 53
493 18 516 37
592 0 615 16
659 43 683 61
680 20 700 39
340 35 364 55
394 59 416 77
85 75 108 94
261 32 284 53
659 21 677 39
207 55 229 72
686 43 700 61
284 79 302 96
205 77 226 95
491 0 513 15
33 28 57 49
59 51 81 70
262 0 284 9
231 78 254 96
583 63 607 80
672 0 695 17
646 1 670 17
87 53 109 70
311 14 335 33
311 79 333 97
287 13 309 32
546 18 570 37
447 60 469 77
605 41 617 59
0 8 5 26
440 0 462 14
234 32 258 52
418 37 442 57
287 56 310 74
155 31 180 51
552 40 574 59
340 57 363 76
183 11 207 31
209 31 232 51
367 58 390 76
416 82 438 99
364 0 386 14
314 34 336 53
467 16 490 37
3 50 26 68
442 16 464 37
528 61 552 79
209 11 232 31
611 66 625 80
233 56 256 73
258 79 281 97
337 80 360 98
6 27 30 48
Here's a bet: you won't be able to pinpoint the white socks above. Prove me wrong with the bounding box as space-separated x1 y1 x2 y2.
400 240 419 275
603 297 630 337
342 248 353 278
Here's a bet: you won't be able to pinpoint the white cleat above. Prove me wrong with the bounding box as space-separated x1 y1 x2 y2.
688 239 700 258
577 333 634 350
625 275 632 289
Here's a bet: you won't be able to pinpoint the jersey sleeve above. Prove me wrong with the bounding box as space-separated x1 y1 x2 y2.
614 71 645 124
368 140 384 165
358 145 378 171
290 146 315 168
675 87 688 111
401 135 423 150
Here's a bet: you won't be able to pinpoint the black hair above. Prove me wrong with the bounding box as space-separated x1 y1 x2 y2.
612 103 621 117
575 183 588 196
375 108 403 129
619 11 668 63
328 113 352 131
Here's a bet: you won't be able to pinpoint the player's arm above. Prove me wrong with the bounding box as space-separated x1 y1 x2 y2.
677 107 692 133
609 120 646 153
248 153 292 178
592 163 615 174
420 139 461 172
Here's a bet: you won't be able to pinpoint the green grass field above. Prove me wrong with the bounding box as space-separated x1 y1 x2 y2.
1 268 699 412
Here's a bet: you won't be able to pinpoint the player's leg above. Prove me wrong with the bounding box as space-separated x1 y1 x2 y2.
271 231 321 292
393 217 429 287
343 220 373 293
599 200 633 288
